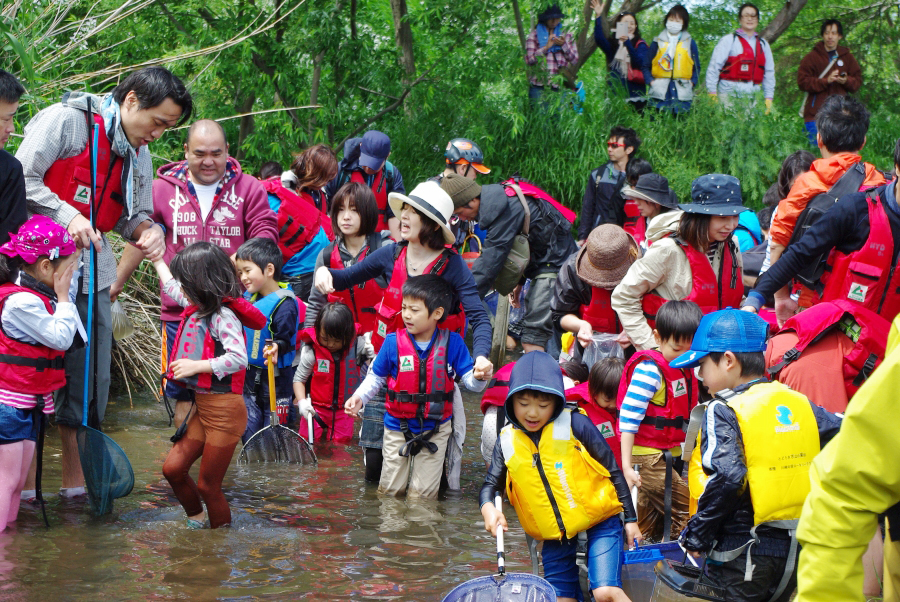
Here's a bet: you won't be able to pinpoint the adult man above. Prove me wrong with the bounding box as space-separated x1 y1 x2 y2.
525 4 578 107
0 70 27 244
442 173 577 353
743 139 900 324
798 19 862 146
16 67 192 497
579 126 639 244
706 3 775 109
439 138 491 181
144 119 278 418
748 95 886 323
325 130 405 240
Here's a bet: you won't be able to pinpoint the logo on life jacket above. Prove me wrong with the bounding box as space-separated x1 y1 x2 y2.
672 378 687 397
399 356 414 372
598 422 614 438
317 359 331 373
377 320 387 338
848 283 868 303
73 185 91 205
554 462 578 509
775 405 800 432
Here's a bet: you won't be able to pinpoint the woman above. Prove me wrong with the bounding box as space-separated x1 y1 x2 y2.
291 144 338 214
314 181 493 484
620 173 679 249
591 1 648 110
612 174 746 351
525 4 578 107
642 4 700 115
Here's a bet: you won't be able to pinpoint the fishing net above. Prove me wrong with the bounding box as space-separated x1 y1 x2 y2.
76 425 135 516
238 425 316 464
441 573 558 602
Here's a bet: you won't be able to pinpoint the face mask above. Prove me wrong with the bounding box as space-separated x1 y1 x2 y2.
693 366 703 382
666 20 683 35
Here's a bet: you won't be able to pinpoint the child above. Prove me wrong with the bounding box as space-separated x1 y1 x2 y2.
617 299 702 541
294 301 372 444
670 309 841 602
154 242 266 529
480 351 641 602
345 274 487 499
567 357 625 469
235 238 301 442
0 216 78 529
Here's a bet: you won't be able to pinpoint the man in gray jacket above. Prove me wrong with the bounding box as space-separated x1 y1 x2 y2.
441 173 576 352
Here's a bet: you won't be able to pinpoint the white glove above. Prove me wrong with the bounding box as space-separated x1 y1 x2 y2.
362 331 375 360
298 396 316 419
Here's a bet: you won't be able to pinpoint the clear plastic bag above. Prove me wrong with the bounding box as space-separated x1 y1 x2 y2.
110 300 134 341
582 332 623 369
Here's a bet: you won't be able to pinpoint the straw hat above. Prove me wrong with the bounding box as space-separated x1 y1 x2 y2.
388 181 456 244
575 224 640 288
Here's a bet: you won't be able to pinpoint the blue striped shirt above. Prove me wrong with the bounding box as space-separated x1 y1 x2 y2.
618 360 662 434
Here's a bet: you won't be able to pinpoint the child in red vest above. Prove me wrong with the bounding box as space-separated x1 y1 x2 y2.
294 301 373 444
345 274 487 499
0 216 78 529
154 242 266 529
618 299 702 540
568 357 626 470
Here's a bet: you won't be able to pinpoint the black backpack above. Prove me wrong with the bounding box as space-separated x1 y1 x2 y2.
788 162 866 292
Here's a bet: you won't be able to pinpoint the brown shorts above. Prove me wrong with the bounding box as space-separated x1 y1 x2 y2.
191 392 248 439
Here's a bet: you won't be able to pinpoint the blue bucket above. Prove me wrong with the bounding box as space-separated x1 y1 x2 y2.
621 541 685 602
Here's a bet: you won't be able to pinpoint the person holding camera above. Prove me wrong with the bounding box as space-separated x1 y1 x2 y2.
798 19 862 146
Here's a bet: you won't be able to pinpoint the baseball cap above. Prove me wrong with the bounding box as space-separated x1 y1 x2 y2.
359 130 391 171
669 309 769 369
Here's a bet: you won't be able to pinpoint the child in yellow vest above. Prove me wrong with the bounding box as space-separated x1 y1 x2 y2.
480 351 640 602
671 309 842 602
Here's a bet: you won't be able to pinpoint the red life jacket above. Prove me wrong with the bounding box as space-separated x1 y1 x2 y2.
566 382 622 468
580 286 620 334
616 349 697 450
167 297 266 394
385 328 455 422
501 178 577 224
623 200 647 246
262 178 331 263
43 112 124 233
325 238 386 334
770 299 889 401
480 362 515 414
642 238 742 328
0 284 67 394
820 193 900 323
720 34 766 85
372 243 467 351
298 326 362 414
350 169 390 232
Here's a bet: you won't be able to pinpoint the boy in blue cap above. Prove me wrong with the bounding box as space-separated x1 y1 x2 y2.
670 309 842 602
480 351 640 602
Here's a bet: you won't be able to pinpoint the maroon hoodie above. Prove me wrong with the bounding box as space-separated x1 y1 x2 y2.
152 157 278 322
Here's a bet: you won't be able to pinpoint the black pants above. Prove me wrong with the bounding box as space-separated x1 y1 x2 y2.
706 553 796 602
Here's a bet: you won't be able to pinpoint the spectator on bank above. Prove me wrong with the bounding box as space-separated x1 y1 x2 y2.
591 0 649 111
798 19 862 146
525 4 579 108
579 126 640 243
705 3 775 110
643 4 700 115
0 70 27 246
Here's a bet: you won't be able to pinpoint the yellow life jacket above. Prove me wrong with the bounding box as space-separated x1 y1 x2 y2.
500 408 623 541
651 36 694 80
728 381 820 525
688 428 706 516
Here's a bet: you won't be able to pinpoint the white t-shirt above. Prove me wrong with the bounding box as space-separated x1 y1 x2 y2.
193 181 219 221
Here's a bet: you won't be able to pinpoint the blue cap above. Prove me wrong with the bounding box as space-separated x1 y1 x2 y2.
678 174 748 216
359 130 391 171
669 309 769 369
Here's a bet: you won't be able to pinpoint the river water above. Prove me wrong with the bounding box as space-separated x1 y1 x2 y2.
0 389 543 601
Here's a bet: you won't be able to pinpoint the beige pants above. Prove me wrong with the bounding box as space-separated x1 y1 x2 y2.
633 451 690 541
378 420 451 499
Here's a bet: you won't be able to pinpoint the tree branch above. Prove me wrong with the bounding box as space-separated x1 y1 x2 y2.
158 1 188 35
760 0 810 44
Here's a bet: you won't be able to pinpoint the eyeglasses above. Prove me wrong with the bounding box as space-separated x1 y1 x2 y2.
740 13 758 19
607 141 626 148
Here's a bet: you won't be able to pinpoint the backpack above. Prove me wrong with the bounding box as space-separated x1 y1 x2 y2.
788 162 866 291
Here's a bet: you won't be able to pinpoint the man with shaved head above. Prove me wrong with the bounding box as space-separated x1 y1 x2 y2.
142 118 278 421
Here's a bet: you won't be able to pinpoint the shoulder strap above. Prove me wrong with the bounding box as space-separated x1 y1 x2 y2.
506 183 532 236
828 161 867 199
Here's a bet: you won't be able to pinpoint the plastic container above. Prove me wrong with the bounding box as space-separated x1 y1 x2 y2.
581 332 623 369
649 559 726 602
621 542 684 602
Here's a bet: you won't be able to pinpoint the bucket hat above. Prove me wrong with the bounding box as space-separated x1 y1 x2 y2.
538 4 566 22
621 173 679 209
388 181 456 245
669 309 769 369
575 224 639 288
359 130 391 171
678 174 748 216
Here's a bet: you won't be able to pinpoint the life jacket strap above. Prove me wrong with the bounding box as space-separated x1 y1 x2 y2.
640 415 687 431
0 353 64 371
397 420 439 457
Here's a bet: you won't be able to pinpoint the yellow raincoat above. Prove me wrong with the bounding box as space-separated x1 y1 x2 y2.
795 317 900 601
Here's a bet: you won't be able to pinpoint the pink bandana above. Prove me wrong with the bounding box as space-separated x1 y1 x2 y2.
0 215 77 263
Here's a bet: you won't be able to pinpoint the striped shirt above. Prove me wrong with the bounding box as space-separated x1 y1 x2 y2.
618 360 663 435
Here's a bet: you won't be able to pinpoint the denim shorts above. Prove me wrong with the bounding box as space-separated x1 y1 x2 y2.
540 515 624 600
0 404 37 443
